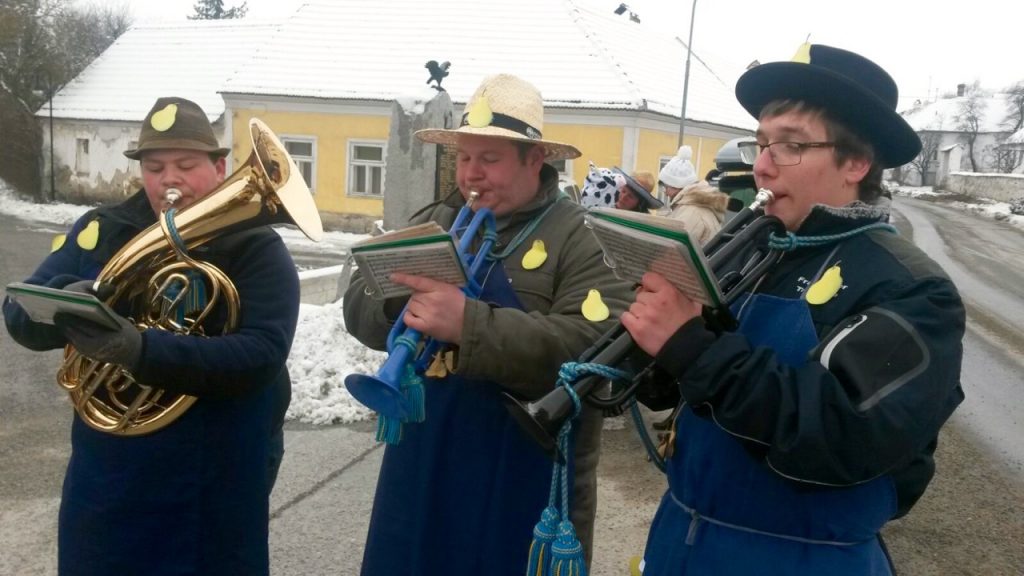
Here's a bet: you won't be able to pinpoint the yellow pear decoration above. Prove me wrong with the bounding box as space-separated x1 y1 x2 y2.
521 239 548 270
466 97 493 128
581 289 610 322
629 556 643 576
51 234 67 253
791 42 812 64
806 264 842 305
76 220 100 250
150 103 178 132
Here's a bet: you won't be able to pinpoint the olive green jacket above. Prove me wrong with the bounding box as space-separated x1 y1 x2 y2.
343 165 633 561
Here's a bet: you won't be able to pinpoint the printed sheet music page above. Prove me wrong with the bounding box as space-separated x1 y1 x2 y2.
586 208 723 307
350 222 467 300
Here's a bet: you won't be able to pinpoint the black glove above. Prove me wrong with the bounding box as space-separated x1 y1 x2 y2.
62 279 116 301
55 311 142 370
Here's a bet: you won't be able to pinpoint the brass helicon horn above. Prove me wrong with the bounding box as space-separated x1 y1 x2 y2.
503 190 783 460
57 118 323 436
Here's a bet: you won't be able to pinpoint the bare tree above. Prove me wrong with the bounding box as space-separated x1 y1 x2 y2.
908 130 943 185
1003 81 1024 133
954 83 986 172
987 142 1024 174
0 0 130 200
189 0 248 20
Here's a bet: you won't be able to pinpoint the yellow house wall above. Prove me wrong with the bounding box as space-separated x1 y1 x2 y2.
637 130 728 183
231 109 735 215
544 124 624 182
231 109 389 216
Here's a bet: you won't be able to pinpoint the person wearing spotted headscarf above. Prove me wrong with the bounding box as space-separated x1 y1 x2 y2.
2 97 309 575
343 73 633 574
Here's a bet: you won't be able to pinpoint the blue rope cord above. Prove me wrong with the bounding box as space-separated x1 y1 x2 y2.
487 197 563 261
768 222 897 251
163 209 189 253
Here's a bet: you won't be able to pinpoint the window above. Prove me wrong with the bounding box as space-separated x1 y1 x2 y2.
282 136 317 193
348 141 386 196
75 138 90 175
549 158 573 182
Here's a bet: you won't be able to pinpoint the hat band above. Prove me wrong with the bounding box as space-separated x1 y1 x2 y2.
459 111 542 140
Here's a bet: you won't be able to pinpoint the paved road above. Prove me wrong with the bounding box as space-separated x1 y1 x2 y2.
2 197 1023 574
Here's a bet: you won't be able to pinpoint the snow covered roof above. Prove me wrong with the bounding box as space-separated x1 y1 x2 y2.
222 0 753 130
45 0 754 131
40 19 279 122
901 93 1017 134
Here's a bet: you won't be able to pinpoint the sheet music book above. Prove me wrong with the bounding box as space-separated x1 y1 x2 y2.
5 282 121 330
350 222 467 300
585 207 724 308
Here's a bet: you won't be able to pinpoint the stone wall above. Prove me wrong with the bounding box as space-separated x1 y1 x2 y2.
942 172 1024 203
298 264 347 305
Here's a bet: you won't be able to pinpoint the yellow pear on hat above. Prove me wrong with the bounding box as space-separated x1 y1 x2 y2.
150 103 179 132
466 97 493 128
791 42 812 64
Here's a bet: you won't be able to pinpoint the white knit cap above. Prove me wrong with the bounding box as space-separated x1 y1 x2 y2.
658 145 698 189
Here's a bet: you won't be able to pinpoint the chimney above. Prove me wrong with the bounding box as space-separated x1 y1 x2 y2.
956 83 966 97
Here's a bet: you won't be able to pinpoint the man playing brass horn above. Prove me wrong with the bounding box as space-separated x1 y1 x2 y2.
622 45 965 575
343 73 633 573
3 97 303 575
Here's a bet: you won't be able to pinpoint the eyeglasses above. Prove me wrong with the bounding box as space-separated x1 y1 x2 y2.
737 141 836 166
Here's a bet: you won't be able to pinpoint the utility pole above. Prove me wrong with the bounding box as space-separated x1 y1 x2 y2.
678 0 698 147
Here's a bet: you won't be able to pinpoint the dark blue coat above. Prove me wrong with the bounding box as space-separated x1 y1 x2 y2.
3 190 299 575
640 203 965 574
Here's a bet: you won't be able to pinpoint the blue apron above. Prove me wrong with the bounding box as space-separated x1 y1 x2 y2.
640 294 897 575
361 260 557 576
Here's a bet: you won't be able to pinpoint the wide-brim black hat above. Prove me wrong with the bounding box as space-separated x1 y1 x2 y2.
613 167 663 209
735 43 920 168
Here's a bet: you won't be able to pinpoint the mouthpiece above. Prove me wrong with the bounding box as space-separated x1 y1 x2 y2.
751 188 774 210
466 190 479 209
164 188 183 207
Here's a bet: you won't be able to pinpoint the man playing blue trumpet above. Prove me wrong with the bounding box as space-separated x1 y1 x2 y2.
343 73 633 574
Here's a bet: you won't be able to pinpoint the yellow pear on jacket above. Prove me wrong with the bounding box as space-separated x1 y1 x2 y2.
581 289 610 322
806 265 842 304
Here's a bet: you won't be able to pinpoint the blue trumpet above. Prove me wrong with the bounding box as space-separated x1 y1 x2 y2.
345 192 497 421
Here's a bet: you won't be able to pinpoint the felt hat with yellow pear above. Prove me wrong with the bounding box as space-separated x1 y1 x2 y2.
735 43 921 168
124 96 230 160
415 74 582 161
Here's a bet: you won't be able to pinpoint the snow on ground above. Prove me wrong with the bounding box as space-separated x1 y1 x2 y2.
891 185 1024 230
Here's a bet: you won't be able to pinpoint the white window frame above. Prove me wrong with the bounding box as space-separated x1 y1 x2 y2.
347 140 386 197
75 138 90 176
281 135 318 194
548 157 574 182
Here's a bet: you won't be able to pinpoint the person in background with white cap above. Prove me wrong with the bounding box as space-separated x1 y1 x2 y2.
658 145 728 245
625 43 964 575
343 73 633 574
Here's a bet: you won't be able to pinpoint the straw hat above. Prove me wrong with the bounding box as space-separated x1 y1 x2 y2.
124 97 229 160
416 74 581 161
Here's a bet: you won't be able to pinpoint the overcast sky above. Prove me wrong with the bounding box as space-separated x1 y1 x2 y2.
83 0 1021 109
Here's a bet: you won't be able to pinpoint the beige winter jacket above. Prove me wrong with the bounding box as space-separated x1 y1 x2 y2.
667 181 730 245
